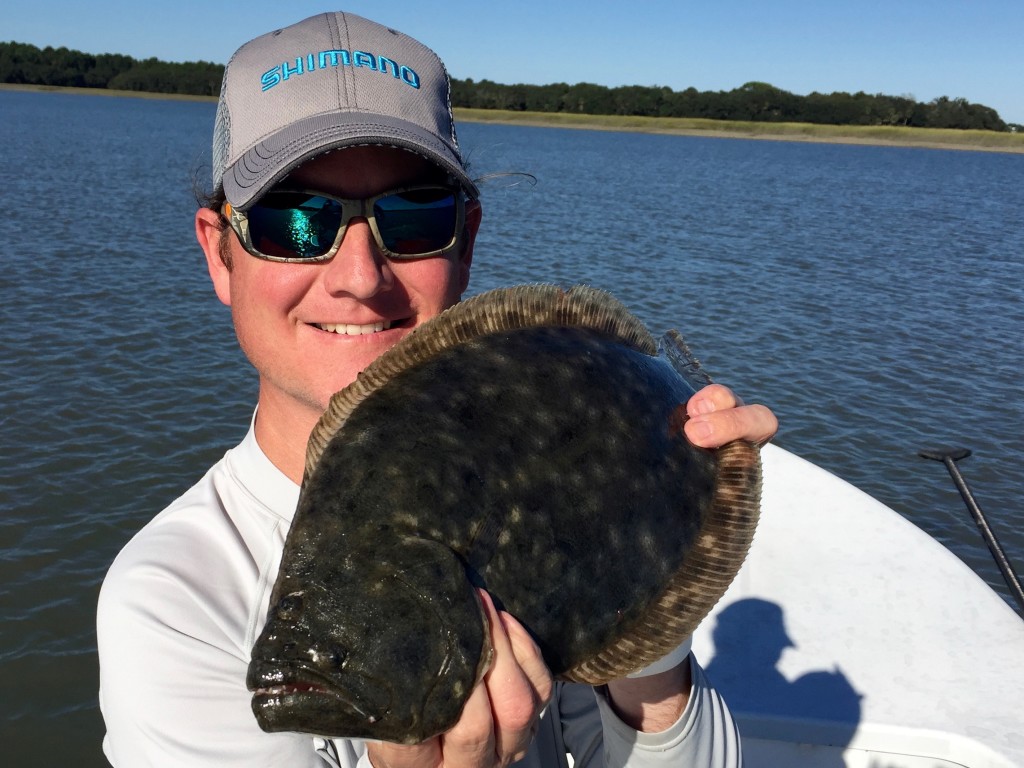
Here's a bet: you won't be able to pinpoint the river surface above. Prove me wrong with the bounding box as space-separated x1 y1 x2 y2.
1 90 1021 766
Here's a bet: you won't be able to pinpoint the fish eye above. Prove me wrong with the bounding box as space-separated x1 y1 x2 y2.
276 592 305 622
328 644 348 669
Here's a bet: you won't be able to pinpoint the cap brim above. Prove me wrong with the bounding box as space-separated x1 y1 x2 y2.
223 111 478 209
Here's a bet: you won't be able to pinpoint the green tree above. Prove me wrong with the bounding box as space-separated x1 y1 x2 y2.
729 82 799 122
561 82 615 114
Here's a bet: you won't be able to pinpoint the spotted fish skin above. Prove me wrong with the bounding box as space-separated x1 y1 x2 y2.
247 285 761 744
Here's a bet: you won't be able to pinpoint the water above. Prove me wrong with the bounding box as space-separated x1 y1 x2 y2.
1 90 1021 766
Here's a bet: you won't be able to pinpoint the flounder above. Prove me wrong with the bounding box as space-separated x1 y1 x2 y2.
247 284 761 743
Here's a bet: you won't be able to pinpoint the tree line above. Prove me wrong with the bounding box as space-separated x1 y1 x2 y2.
2 41 1013 131
0 41 222 96
451 78 1010 132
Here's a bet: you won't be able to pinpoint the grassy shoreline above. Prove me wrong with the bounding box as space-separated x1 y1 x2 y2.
6 83 1023 154
455 107 1024 155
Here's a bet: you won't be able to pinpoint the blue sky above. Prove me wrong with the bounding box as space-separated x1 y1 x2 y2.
4 0 1022 124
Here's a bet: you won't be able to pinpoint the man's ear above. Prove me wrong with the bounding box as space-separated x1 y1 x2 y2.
458 200 482 294
195 208 232 307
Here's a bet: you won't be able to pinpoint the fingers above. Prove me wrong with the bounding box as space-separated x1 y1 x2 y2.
367 681 498 768
438 683 498 768
477 591 551 766
368 593 550 768
367 735 443 768
686 382 743 415
684 384 778 448
499 612 553 712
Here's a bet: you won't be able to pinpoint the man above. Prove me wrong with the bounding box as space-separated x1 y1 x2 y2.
98 11 776 767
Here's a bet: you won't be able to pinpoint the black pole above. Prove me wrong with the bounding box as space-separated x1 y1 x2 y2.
919 447 1024 616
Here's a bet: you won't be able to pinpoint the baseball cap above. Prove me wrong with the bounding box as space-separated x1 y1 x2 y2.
212 11 478 210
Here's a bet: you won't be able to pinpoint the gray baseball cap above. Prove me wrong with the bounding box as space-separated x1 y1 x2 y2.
212 11 478 210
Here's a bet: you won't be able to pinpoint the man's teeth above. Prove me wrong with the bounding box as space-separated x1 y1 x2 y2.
316 321 391 335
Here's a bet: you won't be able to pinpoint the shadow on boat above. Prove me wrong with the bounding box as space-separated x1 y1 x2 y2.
704 598 862 766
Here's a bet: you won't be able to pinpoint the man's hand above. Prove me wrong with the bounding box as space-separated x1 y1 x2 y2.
367 592 553 768
684 384 777 448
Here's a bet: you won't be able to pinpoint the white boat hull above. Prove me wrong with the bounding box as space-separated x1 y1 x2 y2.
693 444 1024 767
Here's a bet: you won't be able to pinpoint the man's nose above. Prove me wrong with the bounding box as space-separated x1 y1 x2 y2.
321 218 393 298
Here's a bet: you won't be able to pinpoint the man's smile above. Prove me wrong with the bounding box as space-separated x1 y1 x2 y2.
313 321 393 336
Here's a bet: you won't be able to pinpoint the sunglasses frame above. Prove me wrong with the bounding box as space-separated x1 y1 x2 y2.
223 184 466 263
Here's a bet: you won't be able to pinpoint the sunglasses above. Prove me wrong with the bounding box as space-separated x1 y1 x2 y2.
223 185 465 263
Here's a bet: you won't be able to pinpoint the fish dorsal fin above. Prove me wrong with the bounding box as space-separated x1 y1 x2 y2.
305 284 656 479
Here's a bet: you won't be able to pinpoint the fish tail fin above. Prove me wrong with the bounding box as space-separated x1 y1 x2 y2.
657 330 713 390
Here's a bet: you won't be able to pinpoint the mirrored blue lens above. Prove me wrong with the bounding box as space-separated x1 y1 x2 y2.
374 189 458 255
247 193 342 259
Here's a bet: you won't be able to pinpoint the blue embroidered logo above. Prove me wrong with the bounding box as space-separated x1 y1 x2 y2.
261 50 420 91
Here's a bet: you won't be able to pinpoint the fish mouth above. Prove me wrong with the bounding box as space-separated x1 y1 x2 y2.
247 661 332 698
251 680 328 697
247 661 387 732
